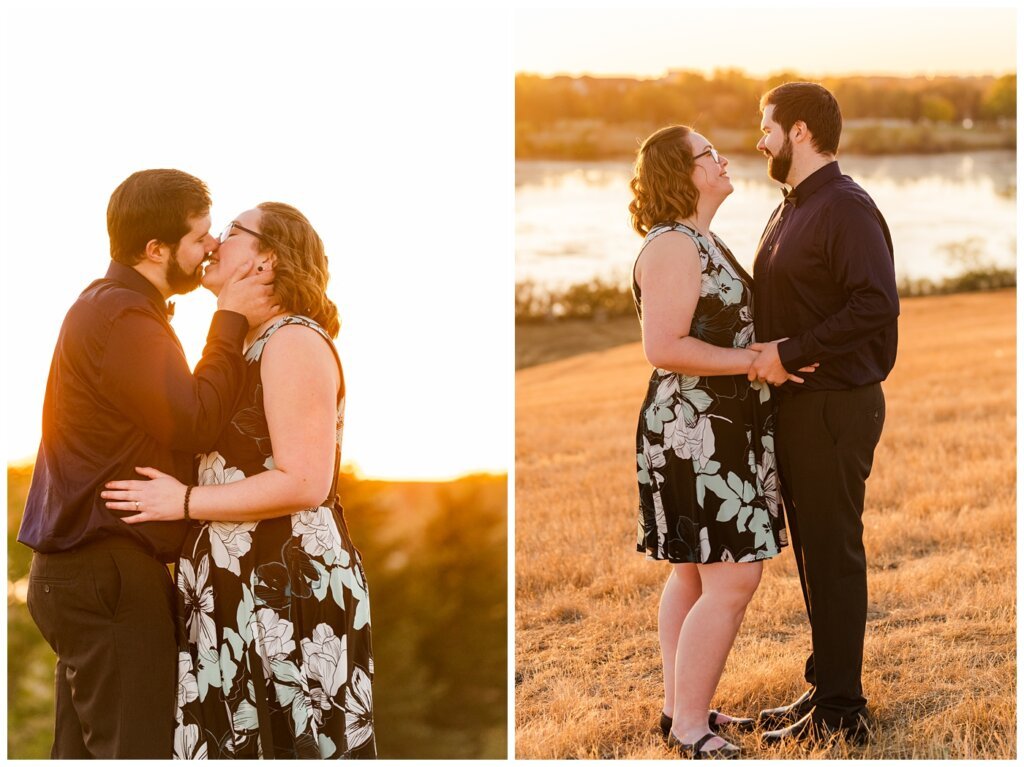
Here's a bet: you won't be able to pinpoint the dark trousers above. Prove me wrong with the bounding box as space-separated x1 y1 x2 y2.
775 383 885 728
26 538 177 759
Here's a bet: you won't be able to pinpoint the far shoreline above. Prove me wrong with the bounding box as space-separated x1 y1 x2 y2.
515 287 1016 370
516 120 1015 162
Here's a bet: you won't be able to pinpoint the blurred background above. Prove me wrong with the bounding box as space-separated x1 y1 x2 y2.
3 5 510 759
514 7 1015 367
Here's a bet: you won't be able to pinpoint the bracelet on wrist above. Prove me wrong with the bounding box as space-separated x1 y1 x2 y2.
184 485 194 521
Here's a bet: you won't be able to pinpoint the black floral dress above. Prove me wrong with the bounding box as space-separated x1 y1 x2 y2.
633 223 787 564
172 315 375 759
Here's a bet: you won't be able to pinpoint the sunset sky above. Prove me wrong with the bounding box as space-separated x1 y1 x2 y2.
0 6 512 481
515 7 1016 78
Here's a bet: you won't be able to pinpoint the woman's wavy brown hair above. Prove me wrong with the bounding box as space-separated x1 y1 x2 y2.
256 202 340 338
628 125 700 237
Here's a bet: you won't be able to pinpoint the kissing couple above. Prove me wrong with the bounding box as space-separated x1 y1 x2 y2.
20 169 376 759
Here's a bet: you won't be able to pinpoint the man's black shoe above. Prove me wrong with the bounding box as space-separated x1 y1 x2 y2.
761 709 870 746
756 687 815 729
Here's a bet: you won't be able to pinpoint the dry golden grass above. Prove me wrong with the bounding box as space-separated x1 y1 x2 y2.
515 289 1016 759
516 317 639 370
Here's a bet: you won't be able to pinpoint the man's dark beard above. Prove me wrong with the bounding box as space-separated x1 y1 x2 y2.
165 247 203 295
767 134 793 184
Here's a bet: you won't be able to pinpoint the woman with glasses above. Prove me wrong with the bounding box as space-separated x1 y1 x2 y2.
103 203 375 759
630 126 814 758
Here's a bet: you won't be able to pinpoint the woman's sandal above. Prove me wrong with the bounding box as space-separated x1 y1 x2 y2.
658 711 756 739
667 731 741 760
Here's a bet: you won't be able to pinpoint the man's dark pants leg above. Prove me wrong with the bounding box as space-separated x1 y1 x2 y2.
776 383 885 729
26 539 177 758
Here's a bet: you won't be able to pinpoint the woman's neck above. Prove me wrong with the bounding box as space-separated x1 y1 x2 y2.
245 311 289 349
677 198 722 237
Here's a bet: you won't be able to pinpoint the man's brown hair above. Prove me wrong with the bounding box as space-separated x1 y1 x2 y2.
107 169 211 265
760 82 842 155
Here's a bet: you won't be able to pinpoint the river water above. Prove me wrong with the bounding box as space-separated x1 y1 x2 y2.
516 151 1016 288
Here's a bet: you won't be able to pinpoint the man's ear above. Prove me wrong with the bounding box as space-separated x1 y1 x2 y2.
790 120 812 146
141 238 169 265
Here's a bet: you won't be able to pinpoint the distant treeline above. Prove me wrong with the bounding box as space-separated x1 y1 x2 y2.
516 71 1016 159
516 264 1016 323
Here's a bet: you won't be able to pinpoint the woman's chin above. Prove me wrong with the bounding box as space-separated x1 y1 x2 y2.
200 274 222 296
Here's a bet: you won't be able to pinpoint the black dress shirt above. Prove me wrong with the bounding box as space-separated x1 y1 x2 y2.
752 161 899 393
18 262 249 561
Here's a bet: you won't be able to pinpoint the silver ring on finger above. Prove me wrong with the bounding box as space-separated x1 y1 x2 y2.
135 500 140 512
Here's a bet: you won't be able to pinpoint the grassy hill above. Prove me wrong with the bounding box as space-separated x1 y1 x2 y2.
514 289 1015 759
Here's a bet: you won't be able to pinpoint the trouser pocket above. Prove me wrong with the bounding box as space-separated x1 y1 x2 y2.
93 551 124 619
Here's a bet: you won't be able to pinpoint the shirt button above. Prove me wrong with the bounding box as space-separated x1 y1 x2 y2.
44 584 51 593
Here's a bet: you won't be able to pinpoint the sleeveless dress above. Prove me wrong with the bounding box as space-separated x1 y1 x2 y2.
172 315 375 759
633 223 786 564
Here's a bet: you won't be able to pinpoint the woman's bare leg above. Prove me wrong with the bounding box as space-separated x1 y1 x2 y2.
658 563 702 717
670 561 763 747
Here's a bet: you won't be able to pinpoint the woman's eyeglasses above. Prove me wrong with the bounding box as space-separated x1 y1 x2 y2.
693 147 722 164
219 222 283 250
219 222 262 243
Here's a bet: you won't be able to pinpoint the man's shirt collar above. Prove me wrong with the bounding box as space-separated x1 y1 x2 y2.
782 160 841 207
104 261 174 318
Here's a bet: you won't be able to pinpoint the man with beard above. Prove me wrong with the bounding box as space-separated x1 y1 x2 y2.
746 83 899 744
19 169 279 758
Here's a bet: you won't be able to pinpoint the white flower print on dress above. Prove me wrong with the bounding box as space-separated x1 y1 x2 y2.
635 222 785 567
344 666 374 752
178 554 216 654
701 266 743 306
207 521 259 576
757 435 779 510
674 375 714 427
173 722 208 759
197 451 246 486
734 306 755 348
638 435 666 486
309 686 330 726
652 491 668 550
668 412 717 471
267 658 313 738
253 608 296 676
301 624 348 697
293 507 343 558
644 375 678 433
175 314 374 758
176 652 199 716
